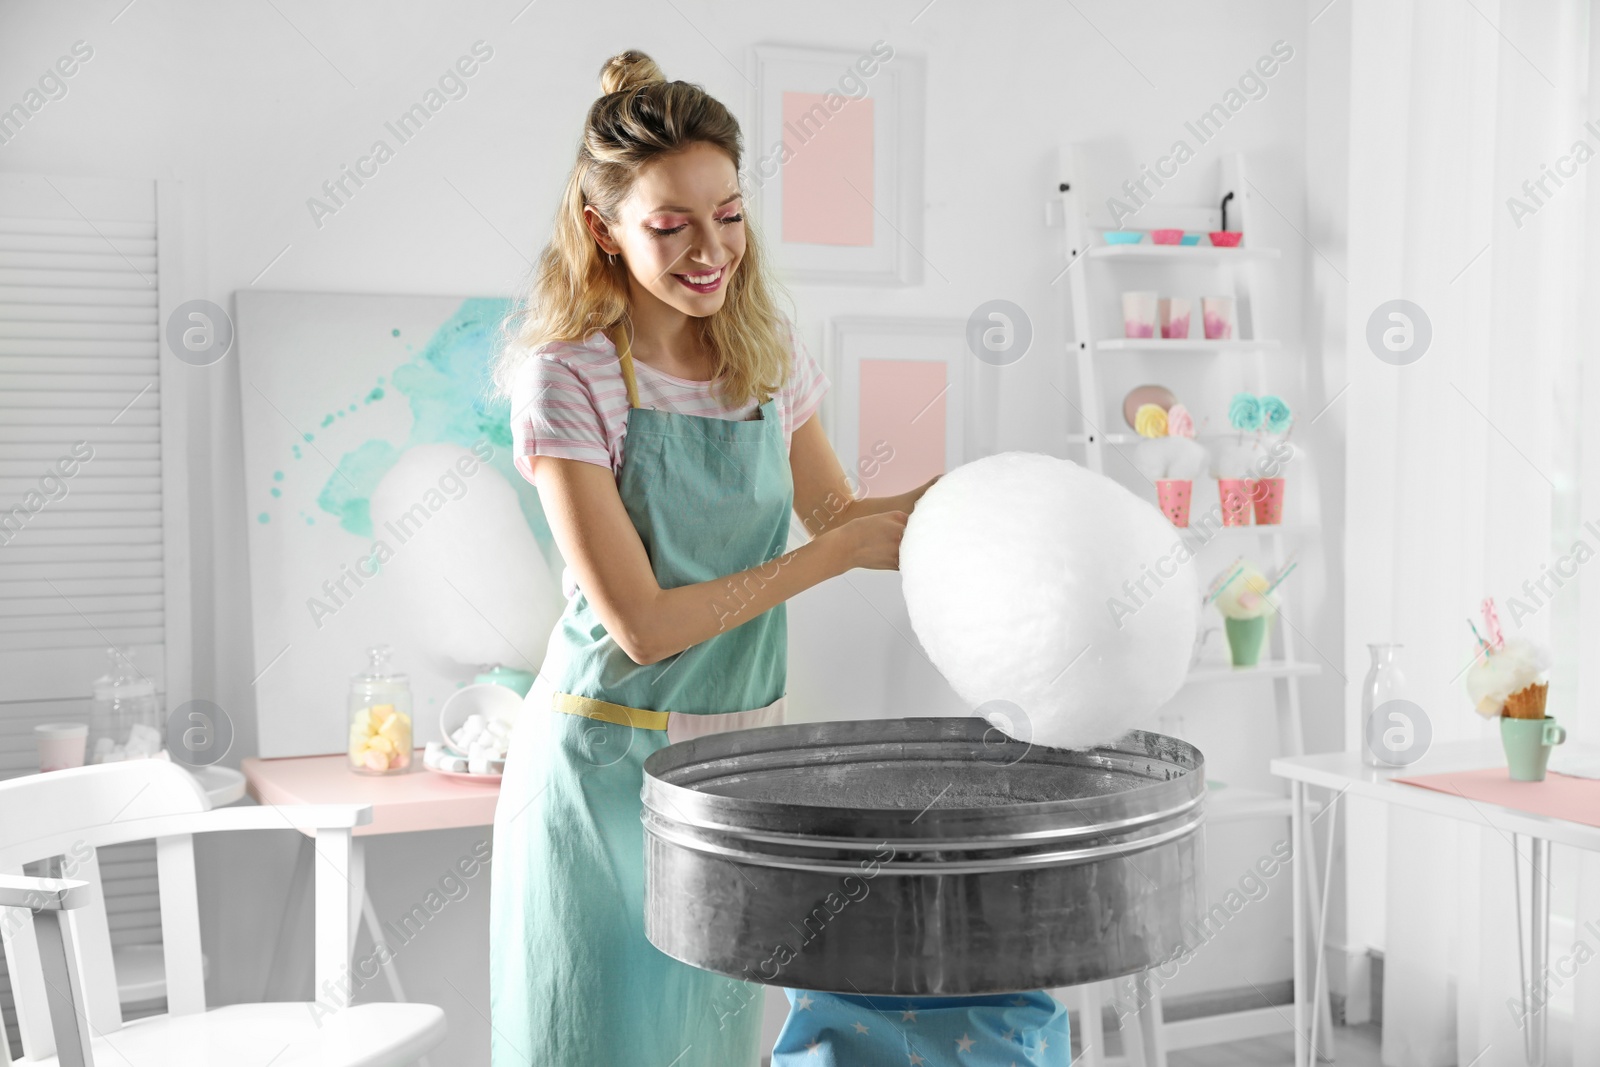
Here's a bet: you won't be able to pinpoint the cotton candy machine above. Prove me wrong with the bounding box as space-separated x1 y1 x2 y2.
642 718 1206 995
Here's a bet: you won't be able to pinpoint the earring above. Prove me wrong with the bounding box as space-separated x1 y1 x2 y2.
607 251 617 265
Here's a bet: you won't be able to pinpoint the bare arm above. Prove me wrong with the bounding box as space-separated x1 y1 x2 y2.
532 455 893 666
788 414 936 537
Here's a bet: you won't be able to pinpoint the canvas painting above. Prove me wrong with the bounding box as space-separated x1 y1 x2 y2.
235 292 565 758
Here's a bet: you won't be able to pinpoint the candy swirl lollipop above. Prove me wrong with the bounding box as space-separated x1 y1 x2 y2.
1134 403 1169 439
1166 403 1195 438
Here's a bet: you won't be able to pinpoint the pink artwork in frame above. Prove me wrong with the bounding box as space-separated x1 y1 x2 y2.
780 91 875 246
856 358 947 496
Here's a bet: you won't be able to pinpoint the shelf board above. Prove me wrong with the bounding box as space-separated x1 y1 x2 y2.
1066 431 1239 445
1087 244 1280 261
1095 338 1281 354
1177 522 1320 540
1185 659 1321 685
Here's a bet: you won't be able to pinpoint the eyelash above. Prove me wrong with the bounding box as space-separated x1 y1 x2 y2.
647 213 743 238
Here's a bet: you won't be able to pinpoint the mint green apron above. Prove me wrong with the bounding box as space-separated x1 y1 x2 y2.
490 328 790 1066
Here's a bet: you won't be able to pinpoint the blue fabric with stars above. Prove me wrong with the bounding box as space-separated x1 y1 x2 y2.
772 988 1071 1066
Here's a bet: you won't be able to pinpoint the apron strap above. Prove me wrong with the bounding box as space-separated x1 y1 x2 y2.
552 690 786 736
552 691 668 730
614 324 642 410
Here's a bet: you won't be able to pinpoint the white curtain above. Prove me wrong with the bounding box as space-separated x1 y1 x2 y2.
1343 0 1600 1064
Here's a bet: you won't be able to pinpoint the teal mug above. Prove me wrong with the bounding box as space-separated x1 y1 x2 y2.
1500 716 1567 782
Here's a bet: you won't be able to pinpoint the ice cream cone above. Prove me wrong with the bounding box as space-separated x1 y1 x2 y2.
1502 683 1548 720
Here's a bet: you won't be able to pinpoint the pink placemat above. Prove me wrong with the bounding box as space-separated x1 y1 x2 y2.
1395 766 1600 829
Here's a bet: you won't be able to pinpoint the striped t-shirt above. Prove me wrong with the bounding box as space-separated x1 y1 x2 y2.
510 318 829 483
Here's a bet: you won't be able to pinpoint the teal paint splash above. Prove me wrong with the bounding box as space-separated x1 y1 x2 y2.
317 438 401 536
258 512 270 523
317 299 547 543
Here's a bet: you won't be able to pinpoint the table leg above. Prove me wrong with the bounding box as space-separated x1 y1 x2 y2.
1300 799 1337 1060
1292 780 1307 1067
350 855 433 1067
348 839 364 959
1529 837 1551 1067
1308 789 1339 1063
360 893 406 1003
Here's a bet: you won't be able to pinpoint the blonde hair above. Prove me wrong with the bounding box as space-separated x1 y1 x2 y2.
493 50 793 407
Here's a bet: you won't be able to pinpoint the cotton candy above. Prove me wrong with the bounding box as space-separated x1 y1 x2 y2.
369 443 565 671
1465 637 1550 717
1209 439 1260 479
900 452 1200 751
1133 435 1210 481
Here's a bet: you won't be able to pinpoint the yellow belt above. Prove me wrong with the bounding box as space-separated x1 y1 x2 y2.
551 692 669 731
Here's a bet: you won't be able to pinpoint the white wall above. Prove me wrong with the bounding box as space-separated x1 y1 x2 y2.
1 0 1328 1058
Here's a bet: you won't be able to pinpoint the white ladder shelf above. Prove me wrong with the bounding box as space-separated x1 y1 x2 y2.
1051 144 1335 1065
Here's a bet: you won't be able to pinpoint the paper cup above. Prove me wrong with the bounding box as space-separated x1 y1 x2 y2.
1156 480 1192 527
1218 479 1253 526
36 722 88 773
1158 298 1191 340
1252 477 1285 524
1202 296 1235 340
1122 292 1157 339
1225 616 1269 667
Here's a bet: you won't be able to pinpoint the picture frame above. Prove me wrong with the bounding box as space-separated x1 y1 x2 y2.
748 43 925 285
826 316 969 499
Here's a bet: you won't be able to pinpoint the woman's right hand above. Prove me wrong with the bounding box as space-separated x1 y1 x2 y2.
832 510 908 571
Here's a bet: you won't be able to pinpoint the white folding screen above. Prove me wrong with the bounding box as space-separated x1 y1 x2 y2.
0 172 191 1047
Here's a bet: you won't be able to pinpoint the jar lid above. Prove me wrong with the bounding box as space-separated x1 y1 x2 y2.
94 648 157 698
352 644 408 684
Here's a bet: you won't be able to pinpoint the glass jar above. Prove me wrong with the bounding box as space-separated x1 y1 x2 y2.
1361 643 1405 767
347 645 413 775
87 647 163 763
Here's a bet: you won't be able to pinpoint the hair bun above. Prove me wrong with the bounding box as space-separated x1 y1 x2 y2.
600 50 666 95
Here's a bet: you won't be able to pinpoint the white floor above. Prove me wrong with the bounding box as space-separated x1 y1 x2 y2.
1168 1024 1383 1066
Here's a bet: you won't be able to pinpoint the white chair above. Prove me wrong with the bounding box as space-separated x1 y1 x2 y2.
0 760 447 1066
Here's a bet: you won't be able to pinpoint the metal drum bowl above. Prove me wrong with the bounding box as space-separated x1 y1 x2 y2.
642 717 1205 996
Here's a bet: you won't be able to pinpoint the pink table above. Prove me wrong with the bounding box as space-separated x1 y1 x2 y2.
243 750 501 1018
242 750 500 836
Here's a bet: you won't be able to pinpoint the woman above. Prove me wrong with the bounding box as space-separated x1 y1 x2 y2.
489 49 1071 1067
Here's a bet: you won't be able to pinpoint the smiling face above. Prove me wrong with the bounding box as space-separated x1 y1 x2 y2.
586 140 745 318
